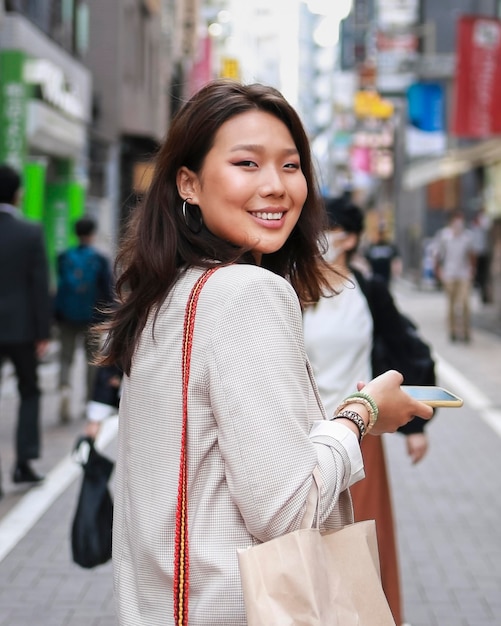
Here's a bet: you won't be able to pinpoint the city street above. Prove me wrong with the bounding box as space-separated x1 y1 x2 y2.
0 279 500 626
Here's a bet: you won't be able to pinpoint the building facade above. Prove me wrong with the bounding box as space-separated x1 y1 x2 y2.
334 0 501 309
0 1 92 283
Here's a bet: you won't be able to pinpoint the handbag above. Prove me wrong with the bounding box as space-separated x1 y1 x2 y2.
71 436 114 569
237 468 396 625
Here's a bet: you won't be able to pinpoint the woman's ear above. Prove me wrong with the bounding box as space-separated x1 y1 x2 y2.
176 167 199 204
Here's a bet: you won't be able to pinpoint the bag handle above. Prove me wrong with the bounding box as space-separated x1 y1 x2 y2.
173 267 220 626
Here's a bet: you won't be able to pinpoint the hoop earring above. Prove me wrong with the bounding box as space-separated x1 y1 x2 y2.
182 198 191 223
182 198 203 234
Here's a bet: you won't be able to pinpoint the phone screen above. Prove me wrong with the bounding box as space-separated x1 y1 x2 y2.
401 385 463 407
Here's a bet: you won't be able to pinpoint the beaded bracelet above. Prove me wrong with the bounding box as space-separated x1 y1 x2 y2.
331 410 367 441
347 391 378 432
335 391 379 434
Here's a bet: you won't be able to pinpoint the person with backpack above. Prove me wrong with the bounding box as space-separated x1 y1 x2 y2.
55 216 114 423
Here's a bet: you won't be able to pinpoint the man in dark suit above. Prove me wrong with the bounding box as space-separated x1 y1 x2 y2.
0 164 51 492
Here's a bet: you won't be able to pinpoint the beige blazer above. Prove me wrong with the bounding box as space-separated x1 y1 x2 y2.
113 264 360 625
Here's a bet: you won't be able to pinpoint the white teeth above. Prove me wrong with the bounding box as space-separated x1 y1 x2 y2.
253 212 283 220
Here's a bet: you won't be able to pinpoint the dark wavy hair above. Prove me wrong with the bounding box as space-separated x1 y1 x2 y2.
100 79 335 374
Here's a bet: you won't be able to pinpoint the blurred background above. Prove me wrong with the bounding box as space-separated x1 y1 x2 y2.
2 4 501 625
1 0 501 306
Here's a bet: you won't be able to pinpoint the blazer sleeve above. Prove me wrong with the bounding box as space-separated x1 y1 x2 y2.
207 272 359 542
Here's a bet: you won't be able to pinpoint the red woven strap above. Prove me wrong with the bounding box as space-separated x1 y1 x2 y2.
173 267 220 626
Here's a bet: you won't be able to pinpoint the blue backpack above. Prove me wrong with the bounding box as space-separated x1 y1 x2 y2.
56 247 102 323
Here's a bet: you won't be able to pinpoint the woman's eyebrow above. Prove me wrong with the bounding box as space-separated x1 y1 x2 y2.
230 144 298 155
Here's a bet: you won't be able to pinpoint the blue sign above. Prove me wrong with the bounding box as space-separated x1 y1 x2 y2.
407 83 445 132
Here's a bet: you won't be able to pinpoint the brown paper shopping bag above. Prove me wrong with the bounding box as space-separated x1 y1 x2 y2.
237 472 395 626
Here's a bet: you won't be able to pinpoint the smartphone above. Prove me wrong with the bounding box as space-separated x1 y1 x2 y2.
401 385 464 408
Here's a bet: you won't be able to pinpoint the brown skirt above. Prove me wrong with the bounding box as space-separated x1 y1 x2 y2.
349 435 402 626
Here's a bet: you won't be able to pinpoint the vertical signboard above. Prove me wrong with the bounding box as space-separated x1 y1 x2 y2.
406 83 446 157
452 15 501 138
375 0 419 93
189 36 213 95
220 57 240 80
22 160 47 221
45 183 70 285
0 50 28 172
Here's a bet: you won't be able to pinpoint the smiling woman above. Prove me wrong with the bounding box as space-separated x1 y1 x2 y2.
94 79 433 626
176 110 307 264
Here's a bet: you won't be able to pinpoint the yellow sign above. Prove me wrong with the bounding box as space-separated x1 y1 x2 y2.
354 91 394 119
220 57 240 80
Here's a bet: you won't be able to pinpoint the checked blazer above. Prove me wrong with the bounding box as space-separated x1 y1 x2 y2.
113 264 361 625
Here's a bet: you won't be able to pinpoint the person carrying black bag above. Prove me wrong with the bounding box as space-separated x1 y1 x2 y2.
71 436 114 569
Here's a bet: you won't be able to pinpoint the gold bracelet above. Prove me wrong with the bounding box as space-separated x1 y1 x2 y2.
335 397 377 434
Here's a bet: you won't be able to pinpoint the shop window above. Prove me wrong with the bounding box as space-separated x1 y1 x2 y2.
427 177 460 211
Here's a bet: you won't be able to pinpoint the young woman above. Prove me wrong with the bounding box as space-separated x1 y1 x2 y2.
99 80 433 625
303 197 434 625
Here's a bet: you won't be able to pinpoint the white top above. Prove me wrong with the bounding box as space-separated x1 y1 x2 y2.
303 275 373 417
113 265 364 625
436 226 475 281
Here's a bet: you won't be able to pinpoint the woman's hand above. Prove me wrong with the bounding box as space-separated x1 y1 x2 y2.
406 432 429 464
84 420 102 440
357 370 434 435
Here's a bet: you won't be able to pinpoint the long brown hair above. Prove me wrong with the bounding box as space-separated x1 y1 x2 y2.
100 79 335 374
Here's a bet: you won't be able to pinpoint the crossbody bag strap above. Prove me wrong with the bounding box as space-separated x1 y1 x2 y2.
173 267 220 626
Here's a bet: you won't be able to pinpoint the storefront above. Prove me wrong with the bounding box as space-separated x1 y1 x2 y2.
0 13 91 285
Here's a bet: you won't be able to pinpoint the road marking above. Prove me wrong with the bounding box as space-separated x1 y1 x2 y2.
436 353 501 438
0 416 118 563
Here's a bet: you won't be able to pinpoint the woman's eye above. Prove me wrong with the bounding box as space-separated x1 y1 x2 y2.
284 162 300 170
234 160 258 167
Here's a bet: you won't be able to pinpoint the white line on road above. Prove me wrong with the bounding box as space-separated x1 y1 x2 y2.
436 352 501 438
0 416 118 563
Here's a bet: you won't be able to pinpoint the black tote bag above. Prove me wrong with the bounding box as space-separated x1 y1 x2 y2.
71 436 114 569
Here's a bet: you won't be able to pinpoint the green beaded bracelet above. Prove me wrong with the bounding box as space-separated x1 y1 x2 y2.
345 391 379 432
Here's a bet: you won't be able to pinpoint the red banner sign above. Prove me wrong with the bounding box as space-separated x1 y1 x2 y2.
452 15 501 138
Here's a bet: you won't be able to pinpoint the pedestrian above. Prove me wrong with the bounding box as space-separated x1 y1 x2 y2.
434 209 476 342
303 197 434 626
0 163 51 491
96 79 433 625
54 216 114 422
470 206 492 304
364 222 402 287
83 363 122 441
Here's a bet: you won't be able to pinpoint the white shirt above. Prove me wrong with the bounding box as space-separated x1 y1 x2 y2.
436 226 475 281
303 275 373 417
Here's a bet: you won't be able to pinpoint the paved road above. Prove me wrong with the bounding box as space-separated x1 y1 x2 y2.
0 280 500 625
387 282 501 626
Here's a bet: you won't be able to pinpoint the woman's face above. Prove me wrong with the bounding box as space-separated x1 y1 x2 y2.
177 110 308 264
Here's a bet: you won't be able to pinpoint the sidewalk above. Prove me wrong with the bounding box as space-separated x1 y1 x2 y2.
385 280 501 626
0 281 500 625
0 342 118 625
